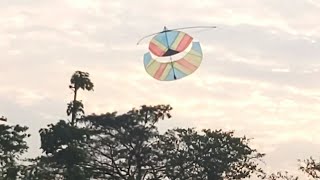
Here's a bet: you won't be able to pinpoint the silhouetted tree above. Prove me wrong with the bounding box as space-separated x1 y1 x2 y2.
0 122 30 179
18 70 268 180
300 157 320 179
68 71 93 126
0 116 7 122
35 71 94 179
84 105 172 180
157 128 265 180
83 104 264 180
265 171 299 180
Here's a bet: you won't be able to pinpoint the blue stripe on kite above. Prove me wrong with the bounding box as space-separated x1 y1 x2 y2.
191 42 202 54
143 52 152 66
166 31 179 47
154 31 179 49
165 69 175 81
173 67 187 79
165 66 188 81
155 33 169 48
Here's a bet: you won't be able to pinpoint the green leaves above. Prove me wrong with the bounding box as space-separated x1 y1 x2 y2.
67 100 85 122
68 71 94 125
156 128 264 180
83 105 173 180
0 124 30 179
69 71 94 92
82 105 265 180
39 120 89 155
265 171 299 180
299 157 320 179
5 70 319 180
32 70 95 179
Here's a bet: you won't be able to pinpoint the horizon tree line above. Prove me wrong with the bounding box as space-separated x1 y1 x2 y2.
0 71 319 180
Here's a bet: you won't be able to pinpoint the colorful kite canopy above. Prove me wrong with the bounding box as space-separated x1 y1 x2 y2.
140 26 207 81
148 31 193 57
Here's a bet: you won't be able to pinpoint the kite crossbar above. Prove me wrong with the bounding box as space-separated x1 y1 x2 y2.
136 25 217 45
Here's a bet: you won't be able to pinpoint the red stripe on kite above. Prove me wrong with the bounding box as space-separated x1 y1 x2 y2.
176 59 197 71
154 63 167 79
149 42 166 57
176 34 193 52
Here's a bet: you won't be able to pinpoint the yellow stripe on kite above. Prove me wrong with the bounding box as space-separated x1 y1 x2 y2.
159 63 172 80
146 60 161 76
174 62 194 74
188 49 202 57
171 32 185 50
184 53 202 67
151 38 168 52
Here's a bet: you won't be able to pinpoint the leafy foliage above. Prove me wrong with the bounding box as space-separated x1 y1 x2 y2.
84 105 172 179
69 71 94 92
265 171 299 180
82 104 264 180
32 71 94 179
157 128 265 180
39 120 90 163
299 157 320 179
68 71 94 125
0 124 30 179
6 70 312 180
35 120 93 179
67 100 84 118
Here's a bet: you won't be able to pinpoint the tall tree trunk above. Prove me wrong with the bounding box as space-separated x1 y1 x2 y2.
136 155 142 180
71 87 78 126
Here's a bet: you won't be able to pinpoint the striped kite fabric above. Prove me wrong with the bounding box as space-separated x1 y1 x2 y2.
144 41 202 81
148 31 193 57
142 29 203 81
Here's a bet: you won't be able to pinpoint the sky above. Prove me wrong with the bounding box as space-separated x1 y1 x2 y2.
1 0 320 178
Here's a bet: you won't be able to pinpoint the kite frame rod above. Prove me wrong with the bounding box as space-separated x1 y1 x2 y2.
136 25 216 45
163 26 177 80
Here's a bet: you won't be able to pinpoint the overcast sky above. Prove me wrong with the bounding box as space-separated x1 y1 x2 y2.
1 0 320 178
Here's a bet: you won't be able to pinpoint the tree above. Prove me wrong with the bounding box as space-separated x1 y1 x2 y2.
83 104 264 180
265 171 299 180
35 71 94 179
0 116 7 122
84 104 172 180
299 157 320 179
0 122 30 179
20 70 266 180
68 71 94 126
157 128 265 180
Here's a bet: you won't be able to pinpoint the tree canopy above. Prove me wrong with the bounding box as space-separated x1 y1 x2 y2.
0 123 30 179
1 70 319 180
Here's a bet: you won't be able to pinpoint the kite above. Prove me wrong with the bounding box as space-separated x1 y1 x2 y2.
138 26 216 81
